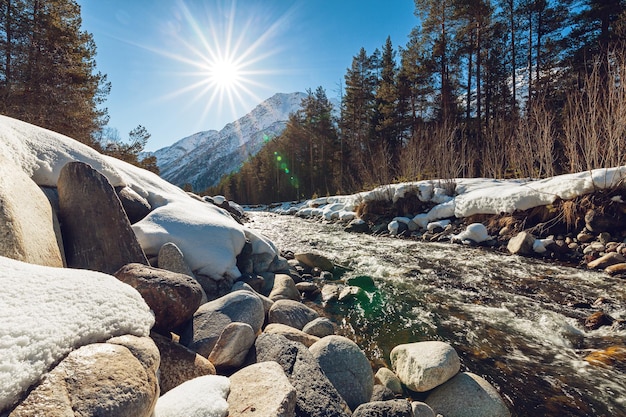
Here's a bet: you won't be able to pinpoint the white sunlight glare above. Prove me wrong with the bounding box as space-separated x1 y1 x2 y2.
151 0 293 128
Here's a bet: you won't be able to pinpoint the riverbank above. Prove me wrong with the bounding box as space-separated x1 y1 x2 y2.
246 210 626 416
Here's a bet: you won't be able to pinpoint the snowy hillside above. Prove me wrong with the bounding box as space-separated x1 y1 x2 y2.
149 92 307 191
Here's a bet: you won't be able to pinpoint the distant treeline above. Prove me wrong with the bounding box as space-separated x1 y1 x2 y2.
208 0 626 205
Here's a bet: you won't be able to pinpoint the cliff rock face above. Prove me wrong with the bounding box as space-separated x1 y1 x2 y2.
150 92 307 191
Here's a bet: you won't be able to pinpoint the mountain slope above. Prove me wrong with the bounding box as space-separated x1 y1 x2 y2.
151 92 307 191
148 93 306 191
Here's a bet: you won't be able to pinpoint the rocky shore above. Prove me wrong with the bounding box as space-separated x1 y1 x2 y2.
0 115 512 417
272 184 626 334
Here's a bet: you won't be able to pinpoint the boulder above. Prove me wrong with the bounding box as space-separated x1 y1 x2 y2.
114 263 203 334
228 361 297 417
352 400 413 417
345 219 370 233
390 341 460 392
321 284 341 302
9 338 159 417
269 273 301 301
302 317 335 338
585 209 620 233
264 323 320 347
425 372 511 417
232 281 274 314
295 252 334 272
154 375 230 417
411 401 437 417
57 161 148 274
296 281 320 297
370 384 396 401
255 333 351 417
208 322 256 370
115 185 151 224
0 154 64 267
268 299 319 330
606 262 626 276
587 252 626 269
309 335 374 411
157 242 195 277
506 231 536 256
338 286 368 303
151 332 216 394
584 311 614 330
180 290 264 357
375 367 403 395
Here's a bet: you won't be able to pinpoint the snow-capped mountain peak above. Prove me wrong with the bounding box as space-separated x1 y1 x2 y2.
150 92 307 191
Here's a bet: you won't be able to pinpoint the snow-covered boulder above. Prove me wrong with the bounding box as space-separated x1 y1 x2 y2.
154 375 230 417
451 223 492 244
0 256 154 413
10 336 160 417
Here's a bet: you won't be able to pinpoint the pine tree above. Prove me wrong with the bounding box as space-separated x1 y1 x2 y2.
375 36 401 177
340 47 378 185
0 0 109 145
414 0 462 122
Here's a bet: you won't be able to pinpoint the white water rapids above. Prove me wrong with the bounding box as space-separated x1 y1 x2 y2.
247 211 626 417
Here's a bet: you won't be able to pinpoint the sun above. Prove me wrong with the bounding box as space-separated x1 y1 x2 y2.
207 58 243 91
148 0 294 129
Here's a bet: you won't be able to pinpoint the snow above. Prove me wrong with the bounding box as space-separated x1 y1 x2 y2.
0 255 154 412
131 201 246 279
451 223 492 244
154 375 230 417
277 166 626 234
0 115 270 280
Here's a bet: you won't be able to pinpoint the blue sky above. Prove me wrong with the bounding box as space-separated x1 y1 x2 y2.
78 0 417 151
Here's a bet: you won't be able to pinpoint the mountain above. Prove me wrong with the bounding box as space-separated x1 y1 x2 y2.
148 92 307 191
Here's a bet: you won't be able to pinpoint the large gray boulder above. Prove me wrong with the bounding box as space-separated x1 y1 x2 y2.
309 335 374 411
57 161 148 274
228 361 297 417
255 333 351 417
425 372 511 417
150 333 216 395
180 290 264 357
268 299 319 330
114 263 203 334
352 400 413 417
9 337 159 417
0 154 64 267
390 341 460 392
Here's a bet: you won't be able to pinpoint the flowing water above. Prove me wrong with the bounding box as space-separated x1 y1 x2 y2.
247 211 626 417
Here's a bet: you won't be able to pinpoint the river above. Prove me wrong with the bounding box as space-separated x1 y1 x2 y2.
246 211 626 417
